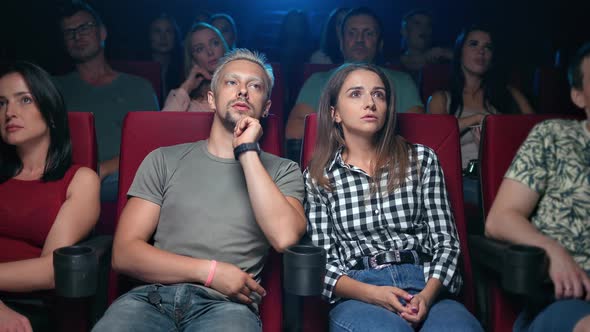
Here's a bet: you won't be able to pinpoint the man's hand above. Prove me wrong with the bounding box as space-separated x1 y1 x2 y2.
0 301 32 332
546 244 590 300
209 261 267 304
180 64 211 94
233 116 263 148
366 285 414 314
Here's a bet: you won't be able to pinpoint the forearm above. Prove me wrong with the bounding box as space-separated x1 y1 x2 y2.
239 152 305 252
112 239 210 285
486 210 560 253
419 278 443 307
457 114 483 131
333 275 375 303
0 256 54 292
99 156 119 180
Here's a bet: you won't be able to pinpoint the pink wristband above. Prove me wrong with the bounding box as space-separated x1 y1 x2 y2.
204 260 217 287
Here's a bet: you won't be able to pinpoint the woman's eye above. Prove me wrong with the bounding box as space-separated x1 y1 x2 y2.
350 90 361 97
372 91 385 99
21 96 33 104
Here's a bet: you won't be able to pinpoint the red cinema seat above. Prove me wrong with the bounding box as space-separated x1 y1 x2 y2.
68 112 98 171
110 112 283 332
533 67 583 116
298 113 476 331
471 113 585 332
420 63 451 104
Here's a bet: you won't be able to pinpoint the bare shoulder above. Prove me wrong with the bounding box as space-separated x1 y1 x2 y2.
68 167 100 193
427 90 449 114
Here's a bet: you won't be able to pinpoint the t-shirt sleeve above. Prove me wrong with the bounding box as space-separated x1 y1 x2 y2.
504 122 551 195
272 159 305 203
127 149 167 206
295 73 324 111
389 70 423 113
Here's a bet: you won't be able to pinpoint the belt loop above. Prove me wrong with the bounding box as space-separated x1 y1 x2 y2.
394 250 401 263
411 251 419 264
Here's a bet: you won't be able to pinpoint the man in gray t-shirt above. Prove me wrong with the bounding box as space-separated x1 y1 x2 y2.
93 49 306 332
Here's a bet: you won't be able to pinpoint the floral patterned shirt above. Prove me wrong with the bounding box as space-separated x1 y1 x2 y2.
505 119 590 270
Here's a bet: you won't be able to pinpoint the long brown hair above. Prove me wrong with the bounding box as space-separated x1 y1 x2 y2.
308 63 414 193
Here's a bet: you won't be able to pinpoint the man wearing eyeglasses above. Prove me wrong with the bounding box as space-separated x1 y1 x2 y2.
54 1 159 203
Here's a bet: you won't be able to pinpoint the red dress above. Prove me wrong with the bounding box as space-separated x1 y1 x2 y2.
0 165 82 262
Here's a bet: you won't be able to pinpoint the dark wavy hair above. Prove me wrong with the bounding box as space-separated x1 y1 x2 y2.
0 61 72 183
308 63 414 193
320 7 349 64
448 25 518 117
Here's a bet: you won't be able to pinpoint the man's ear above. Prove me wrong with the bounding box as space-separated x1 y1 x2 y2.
571 88 587 110
262 99 271 118
207 90 217 112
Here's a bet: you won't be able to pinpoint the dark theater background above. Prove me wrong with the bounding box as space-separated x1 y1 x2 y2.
1 0 589 86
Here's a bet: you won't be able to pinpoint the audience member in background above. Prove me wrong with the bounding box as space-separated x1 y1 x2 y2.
309 7 349 64
147 13 183 100
305 63 483 332
0 61 99 331
54 1 158 203
428 25 533 178
277 9 314 112
210 13 237 49
162 23 229 112
192 10 211 24
286 7 423 162
93 48 305 332
398 10 453 83
485 42 590 332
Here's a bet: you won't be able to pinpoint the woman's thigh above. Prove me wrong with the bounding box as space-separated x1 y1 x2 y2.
514 299 590 332
330 299 413 332
420 299 483 332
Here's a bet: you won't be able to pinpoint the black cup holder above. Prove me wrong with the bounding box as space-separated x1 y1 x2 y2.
283 245 326 296
53 245 98 298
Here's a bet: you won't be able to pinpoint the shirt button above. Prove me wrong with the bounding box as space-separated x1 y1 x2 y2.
374 209 379 215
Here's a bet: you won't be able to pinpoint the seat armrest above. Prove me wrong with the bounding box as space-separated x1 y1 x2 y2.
53 235 113 299
469 234 548 295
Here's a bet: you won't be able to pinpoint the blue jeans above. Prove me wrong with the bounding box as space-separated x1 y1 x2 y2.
92 283 261 332
514 299 590 332
329 264 483 332
100 171 119 202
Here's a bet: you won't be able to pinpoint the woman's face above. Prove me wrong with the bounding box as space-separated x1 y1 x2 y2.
0 73 49 147
461 30 493 76
190 28 226 74
150 18 175 54
332 69 388 139
211 17 235 48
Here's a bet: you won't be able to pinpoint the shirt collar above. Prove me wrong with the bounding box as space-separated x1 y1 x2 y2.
327 146 346 172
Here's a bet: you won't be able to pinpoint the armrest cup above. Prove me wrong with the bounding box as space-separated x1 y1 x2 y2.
283 244 326 296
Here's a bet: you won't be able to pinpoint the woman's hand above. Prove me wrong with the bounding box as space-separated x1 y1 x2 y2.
546 243 590 300
0 301 32 332
180 64 211 95
366 285 415 314
400 292 432 327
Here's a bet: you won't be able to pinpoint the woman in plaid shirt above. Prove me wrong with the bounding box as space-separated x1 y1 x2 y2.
304 63 482 331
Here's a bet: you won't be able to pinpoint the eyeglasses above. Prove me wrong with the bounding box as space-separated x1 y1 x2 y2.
63 22 97 40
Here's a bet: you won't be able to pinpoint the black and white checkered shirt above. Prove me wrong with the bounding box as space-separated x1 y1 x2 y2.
304 144 463 303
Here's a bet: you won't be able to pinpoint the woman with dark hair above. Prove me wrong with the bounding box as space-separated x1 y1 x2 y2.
162 23 229 112
309 7 349 64
0 61 99 329
305 63 482 331
428 26 534 169
147 13 183 100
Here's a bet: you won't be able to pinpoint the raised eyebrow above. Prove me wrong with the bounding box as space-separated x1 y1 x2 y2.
371 87 386 92
346 86 365 92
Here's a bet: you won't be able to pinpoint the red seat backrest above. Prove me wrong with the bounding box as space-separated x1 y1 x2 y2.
111 112 283 332
479 113 585 332
533 67 580 115
110 60 162 103
420 63 451 103
270 62 284 124
300 113 475 331
68 112 97 171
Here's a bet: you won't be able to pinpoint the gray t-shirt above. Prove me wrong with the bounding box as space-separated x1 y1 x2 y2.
128 140 304 286
54 71 159 162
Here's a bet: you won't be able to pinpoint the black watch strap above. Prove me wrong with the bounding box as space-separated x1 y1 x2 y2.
234 142 261 160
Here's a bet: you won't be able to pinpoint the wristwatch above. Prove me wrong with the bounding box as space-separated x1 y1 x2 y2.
234 142 261 160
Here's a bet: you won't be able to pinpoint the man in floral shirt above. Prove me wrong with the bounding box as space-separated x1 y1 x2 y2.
485 42 590 332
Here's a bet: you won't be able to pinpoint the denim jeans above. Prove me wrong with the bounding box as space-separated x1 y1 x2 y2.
329 263 483 332
514 298 590 332
92 283 261 332
100 171 119 202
